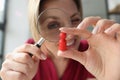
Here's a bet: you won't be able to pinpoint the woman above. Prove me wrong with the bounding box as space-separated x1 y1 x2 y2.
0 0 118 80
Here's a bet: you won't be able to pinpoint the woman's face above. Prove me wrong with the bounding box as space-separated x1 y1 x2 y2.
41 0 82 55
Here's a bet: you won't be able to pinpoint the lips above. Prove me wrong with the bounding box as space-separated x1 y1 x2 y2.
66 34 76 46
66 39 75 46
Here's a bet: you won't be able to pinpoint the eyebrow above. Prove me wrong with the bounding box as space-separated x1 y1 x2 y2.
40 12 81 23
40 16 59 23
45 16 59 19
70 12 81 18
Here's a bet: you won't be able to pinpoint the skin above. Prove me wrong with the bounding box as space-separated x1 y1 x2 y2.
58 17 120 80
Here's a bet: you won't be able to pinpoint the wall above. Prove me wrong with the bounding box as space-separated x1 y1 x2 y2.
82 0 107 18
4 0 30 54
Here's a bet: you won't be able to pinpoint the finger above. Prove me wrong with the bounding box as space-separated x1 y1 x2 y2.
60 28 92 39
2 59 30 76
0 68 27 80
95 19 115 33
77 16 101 29
105 23 120 38
57 49 86 66
13 44 47 60
116 31 120 42
6 53 34 69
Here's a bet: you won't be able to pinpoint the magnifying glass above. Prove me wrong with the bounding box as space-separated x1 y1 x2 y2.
29 8 72 56
34 8 81 50
37 8 72 42
34 8 72 49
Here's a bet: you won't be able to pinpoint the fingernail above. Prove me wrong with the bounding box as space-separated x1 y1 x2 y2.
40 54 47 60
104 27 112 33
92 26 99 34
57 50 63 56
59 27 64 30
77 22 83 29
59 27 69 32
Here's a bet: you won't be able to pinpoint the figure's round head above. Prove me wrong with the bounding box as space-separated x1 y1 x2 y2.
28 0 83 54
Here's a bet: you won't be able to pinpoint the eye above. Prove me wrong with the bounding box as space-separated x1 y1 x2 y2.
71 17 81 27
47 21 61 29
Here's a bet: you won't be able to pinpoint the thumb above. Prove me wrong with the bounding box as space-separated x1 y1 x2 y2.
57 49 86 66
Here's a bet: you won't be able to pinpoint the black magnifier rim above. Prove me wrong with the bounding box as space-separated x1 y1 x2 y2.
36 8 70 42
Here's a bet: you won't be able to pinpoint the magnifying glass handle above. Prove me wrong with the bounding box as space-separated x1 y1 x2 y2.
29 37 45 57
34 37 45 48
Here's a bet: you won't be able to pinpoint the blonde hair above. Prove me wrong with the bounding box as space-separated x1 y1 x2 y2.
28 0 82 42
28 0 40 42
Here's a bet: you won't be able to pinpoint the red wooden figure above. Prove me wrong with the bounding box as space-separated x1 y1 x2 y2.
59 32 67 51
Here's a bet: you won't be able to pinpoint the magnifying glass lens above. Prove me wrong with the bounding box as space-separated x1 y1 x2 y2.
37 8 71 42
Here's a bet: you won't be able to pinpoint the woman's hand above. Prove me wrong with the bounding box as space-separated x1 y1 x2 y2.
58 17 120 80
0 44 47 80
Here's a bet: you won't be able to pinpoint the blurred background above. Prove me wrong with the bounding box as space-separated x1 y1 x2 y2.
0 0 120 79
0 0 30 69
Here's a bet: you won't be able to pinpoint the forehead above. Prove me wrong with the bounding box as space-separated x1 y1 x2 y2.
41 0 79 15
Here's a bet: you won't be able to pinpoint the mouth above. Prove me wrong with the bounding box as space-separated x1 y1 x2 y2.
66 39 75 47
